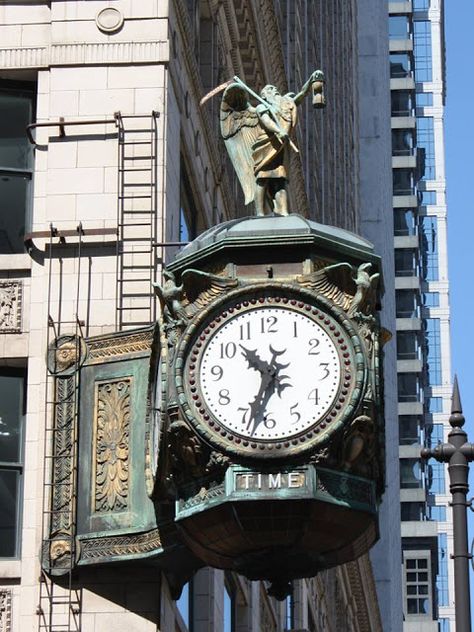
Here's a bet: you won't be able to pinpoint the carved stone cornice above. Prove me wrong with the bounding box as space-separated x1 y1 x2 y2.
0 41 169 69
78 528 162 563
344 555 383 632
86 327 154 364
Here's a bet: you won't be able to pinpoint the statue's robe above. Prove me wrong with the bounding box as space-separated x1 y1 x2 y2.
252 95 297 180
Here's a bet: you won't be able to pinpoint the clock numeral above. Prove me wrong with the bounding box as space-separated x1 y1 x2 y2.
210 365 223 381
308 388 319 405
293 321 298 337
219 342 237 359
260 315 278 334
308 338 320 355
238 407 249 426
290 403 301 424
218 389 231 405
239 321 251 341
319 362 330 380
263 415 276 429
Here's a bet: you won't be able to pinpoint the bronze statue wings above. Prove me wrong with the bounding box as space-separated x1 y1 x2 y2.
220 83 261 205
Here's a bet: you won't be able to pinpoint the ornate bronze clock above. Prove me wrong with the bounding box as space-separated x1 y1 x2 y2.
175 285 366 460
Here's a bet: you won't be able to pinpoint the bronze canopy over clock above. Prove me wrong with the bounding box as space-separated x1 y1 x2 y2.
175 284 367 460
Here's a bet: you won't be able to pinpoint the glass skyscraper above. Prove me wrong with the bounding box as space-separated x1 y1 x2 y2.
389 0 455 628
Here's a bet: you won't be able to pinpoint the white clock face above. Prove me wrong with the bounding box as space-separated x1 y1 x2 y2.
196 306 342 441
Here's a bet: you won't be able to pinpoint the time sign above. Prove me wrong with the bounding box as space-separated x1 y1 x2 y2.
177 288 365 459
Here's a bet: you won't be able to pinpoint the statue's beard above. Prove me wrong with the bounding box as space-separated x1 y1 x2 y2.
266 93 280 107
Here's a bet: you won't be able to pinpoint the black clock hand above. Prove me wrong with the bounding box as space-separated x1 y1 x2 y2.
240 345 292 435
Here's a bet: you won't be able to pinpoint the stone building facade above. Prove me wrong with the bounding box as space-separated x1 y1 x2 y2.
0 1 395 631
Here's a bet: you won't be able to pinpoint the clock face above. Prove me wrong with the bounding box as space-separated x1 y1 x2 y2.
200 307 340 440
179 292 362 458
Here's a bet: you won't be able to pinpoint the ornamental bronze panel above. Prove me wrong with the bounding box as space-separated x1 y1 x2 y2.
93 378 132 513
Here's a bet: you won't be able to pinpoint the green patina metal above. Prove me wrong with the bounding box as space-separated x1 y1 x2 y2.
42 213 387 600
175 465 376 522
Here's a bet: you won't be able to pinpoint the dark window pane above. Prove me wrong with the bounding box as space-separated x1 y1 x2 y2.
407 598 418 614
391 91 413 117
0 372 24 462
0 173 29 254
0 93 33 170
0 469 19 557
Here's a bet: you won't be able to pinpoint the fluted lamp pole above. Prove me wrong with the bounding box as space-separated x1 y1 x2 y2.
421 376 474 632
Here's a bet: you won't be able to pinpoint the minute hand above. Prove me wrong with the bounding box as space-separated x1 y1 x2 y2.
240 345 292 436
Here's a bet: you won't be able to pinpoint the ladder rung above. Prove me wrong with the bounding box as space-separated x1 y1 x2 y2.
121 181 153 186
119 167 153 172
118 278 152 283
118 222 152 227
123 155 154 161
120 210 154 216
122 264 153 270
117 308 151 314
121 140 152 145
118 195 152 200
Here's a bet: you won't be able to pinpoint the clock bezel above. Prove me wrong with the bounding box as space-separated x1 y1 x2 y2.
174 283 367 460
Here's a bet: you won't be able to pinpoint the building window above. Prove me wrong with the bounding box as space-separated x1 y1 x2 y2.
394 209 417 236
395 249 417 277
425 423 444 449
438 618 451 632
400 458 423 489
423 291 440 307
417 117 436 180
414 21 433 82
420 216 439 281
393 168 414 196
405 556 431 616
414 0 430 9
424 318 442 385
392 129 414 156
397 331 420 360
223 573 236 632
396 289 419 319
437 534 449 606
419 190 436 205
176 581 193 630
427 461 445 494
389 15 410 40
427 396 442 413
0 368 26 558
401 502 425 521
399 416 422 445
428 505 446 521
285 593 295 630
0 82 35 254
416 92 433 107
390 53 412 79
391 91 413 117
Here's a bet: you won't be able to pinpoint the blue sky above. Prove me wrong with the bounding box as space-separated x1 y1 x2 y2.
444 0 474 608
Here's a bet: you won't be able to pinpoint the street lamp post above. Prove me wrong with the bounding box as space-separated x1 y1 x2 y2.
421 376 474 632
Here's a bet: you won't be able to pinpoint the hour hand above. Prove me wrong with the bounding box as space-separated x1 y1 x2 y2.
239 345 268 376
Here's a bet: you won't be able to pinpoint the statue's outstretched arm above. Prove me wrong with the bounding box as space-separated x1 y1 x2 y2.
293 70 324 106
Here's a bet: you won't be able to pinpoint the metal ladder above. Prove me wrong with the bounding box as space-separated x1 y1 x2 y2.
115 112 160 330
38 227 84 632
